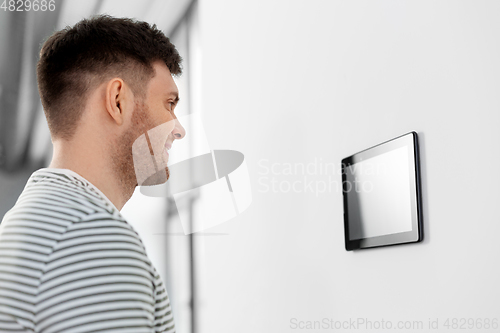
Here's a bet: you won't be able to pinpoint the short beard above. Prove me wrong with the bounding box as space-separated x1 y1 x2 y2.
110 101 170 199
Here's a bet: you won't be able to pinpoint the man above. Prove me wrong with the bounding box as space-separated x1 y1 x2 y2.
0 15 185 332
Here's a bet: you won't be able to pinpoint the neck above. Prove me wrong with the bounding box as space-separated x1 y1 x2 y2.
49 137 135 211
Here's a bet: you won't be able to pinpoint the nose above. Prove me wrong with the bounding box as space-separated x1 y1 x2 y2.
172 118 186 140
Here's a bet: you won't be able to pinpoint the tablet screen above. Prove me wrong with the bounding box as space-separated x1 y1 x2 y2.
341 132 423 250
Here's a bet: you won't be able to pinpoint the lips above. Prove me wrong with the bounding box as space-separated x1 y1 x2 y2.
164 141 172 165
164 143 171 164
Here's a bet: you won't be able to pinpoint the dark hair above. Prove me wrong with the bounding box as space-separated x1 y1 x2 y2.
37 15 183 140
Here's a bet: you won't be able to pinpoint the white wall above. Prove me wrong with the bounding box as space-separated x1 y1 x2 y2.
196 1 500 332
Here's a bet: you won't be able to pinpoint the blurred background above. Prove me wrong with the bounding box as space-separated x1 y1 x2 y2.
1 1 500 333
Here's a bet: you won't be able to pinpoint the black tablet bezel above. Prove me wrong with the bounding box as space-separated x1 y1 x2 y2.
341 131 423 251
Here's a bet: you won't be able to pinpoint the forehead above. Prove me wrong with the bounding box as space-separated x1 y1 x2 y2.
146 61 178 99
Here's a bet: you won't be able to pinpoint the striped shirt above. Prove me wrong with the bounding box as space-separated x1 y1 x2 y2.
0 168 175 332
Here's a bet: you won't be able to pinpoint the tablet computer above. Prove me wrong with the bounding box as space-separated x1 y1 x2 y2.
341 132 423 250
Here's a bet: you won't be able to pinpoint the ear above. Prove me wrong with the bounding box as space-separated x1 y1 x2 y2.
105 78 130 126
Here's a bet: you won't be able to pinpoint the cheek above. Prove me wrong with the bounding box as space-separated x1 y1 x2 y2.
146 120 176 149
150 111 175 132
144 120 175 172
142 102 175 132
163 112 175 124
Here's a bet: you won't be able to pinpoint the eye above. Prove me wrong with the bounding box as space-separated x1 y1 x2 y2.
165 98 179 112
168 101 177 111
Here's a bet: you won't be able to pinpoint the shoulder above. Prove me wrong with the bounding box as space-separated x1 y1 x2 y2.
0 169 165 331
1 168 130 249
19 168 119 216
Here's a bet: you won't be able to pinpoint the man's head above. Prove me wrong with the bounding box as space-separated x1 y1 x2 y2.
38 15 186 203
37 14 182 140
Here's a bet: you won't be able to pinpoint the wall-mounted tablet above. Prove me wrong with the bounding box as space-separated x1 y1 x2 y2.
341 132 423 250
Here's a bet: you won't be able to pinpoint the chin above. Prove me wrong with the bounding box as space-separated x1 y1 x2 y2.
139 167 169 186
